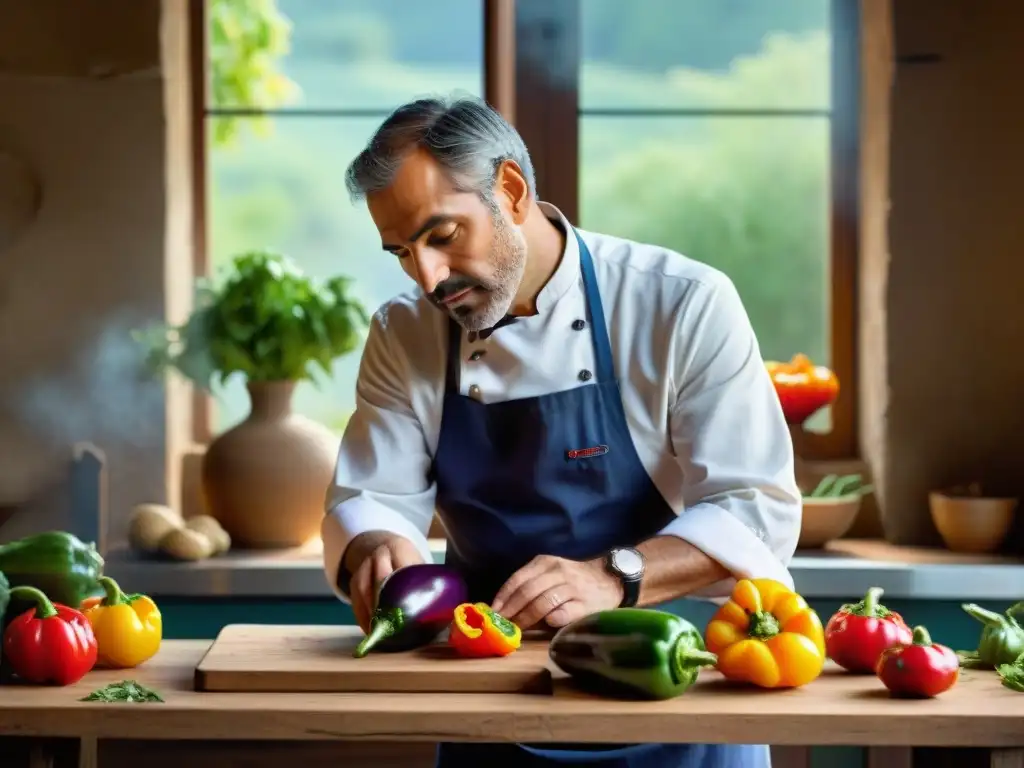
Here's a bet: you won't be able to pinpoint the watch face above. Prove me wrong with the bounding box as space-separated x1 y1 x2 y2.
612 548 644 578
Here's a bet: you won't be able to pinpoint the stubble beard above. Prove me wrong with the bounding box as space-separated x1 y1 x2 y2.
452 213 527 332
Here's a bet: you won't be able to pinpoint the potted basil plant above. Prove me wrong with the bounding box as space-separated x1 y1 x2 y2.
135 249 369 549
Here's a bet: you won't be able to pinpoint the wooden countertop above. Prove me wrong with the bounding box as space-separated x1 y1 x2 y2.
0 641 1021 747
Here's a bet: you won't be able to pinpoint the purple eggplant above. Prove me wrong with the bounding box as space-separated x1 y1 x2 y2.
353 563 469 658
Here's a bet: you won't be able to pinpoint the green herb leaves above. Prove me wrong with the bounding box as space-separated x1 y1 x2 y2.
80 680 165 703
134 250 370 389
996 652 1024 693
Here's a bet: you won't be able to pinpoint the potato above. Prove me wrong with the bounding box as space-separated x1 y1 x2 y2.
159 527 215 561
128 503 183 553
185 515 231 555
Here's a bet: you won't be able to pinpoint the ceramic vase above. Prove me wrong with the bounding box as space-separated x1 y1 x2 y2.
201 381 339 548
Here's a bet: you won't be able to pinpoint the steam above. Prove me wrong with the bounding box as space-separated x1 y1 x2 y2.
0 312 164 504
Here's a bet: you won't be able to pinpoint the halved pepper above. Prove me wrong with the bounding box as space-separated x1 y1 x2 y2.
705 577 826 688
449 602 521 657
81 576 162 668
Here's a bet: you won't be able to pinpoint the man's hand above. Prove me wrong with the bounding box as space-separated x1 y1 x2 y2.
344 532 426 633
490 555 623 630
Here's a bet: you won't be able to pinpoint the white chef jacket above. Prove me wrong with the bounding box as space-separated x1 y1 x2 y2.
322 202 801 604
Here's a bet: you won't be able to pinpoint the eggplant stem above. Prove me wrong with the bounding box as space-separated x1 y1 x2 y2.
353 618 394 659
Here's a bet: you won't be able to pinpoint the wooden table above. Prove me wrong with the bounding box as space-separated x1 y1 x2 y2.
0 641 1021 768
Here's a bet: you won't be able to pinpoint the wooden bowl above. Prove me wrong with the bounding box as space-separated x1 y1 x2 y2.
929 491 1018 554
798 495 862 549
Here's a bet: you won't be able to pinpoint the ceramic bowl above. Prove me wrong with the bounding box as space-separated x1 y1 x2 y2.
797 494 862 549
929 491 1018 554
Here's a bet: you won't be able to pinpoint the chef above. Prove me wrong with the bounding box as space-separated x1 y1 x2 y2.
322 94 801 768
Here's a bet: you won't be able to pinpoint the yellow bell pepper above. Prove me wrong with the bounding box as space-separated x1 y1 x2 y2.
82 576 162 668
705 577 825 689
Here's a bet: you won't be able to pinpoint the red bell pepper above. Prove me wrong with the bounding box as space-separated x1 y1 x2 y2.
824 587 913 673
3 586 98 685
765 354 840 425
875 625 959 698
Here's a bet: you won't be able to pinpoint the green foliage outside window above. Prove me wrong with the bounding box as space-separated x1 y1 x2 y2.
207 0 298 146
204 1 834 434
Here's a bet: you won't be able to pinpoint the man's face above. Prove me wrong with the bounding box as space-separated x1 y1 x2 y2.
366 149 527 332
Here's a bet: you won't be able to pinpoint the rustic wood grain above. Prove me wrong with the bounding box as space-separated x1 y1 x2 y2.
194 624 553 694
0 642 1020 748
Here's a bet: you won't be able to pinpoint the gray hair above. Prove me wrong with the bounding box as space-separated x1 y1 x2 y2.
344 94 535 205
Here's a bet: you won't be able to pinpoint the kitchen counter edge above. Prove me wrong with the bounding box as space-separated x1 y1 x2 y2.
103 540 1024 601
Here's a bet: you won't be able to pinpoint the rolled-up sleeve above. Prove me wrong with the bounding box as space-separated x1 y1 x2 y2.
321 308 436 603
656 276 801 596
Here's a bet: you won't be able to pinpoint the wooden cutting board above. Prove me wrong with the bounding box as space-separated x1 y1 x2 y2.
194 624 554 694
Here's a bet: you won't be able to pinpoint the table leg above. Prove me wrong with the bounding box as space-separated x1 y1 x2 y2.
867 747 913 768
911 748 1024 768
990 749 1024 768
769 745 811 767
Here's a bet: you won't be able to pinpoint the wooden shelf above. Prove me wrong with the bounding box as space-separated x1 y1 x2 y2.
824 538 1024 565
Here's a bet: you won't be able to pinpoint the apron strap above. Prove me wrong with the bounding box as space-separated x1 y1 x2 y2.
574 229 616 383
442 227 615 393
444 317 461 395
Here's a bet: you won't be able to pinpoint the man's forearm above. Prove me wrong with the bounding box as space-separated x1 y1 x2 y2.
632 535 731 606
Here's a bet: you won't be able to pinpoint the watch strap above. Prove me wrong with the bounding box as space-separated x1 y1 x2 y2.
606 547 644 608
619 576 641 607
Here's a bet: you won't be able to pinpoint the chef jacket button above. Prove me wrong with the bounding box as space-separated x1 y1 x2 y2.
468 385 482 400
578 369 593 382
469 350 485 361
572 319 586 331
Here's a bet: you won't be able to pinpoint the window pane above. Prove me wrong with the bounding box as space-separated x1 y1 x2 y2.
209 0 484 111
580 0 831 110
578 115 831 385
207 117 417 433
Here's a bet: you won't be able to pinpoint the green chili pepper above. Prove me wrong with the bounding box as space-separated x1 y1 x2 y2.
548 608 717 700
956 602 1024 669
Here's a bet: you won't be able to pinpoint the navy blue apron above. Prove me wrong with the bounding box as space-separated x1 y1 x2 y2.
430 229 770 768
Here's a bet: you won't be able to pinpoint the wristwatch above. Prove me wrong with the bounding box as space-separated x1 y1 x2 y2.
605 547 645 607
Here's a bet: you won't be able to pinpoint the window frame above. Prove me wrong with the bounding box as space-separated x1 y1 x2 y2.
189 0 860 461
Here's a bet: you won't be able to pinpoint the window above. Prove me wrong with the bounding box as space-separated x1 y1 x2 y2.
198 0 485 436
194 0 859 460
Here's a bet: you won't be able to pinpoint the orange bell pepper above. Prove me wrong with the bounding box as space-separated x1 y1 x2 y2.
764 353 839 425
705 578 826 688
449 603 522 658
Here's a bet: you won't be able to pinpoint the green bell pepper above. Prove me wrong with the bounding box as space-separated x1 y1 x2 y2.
957 602 1024 669
0 531 104 620
548 608 718 700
